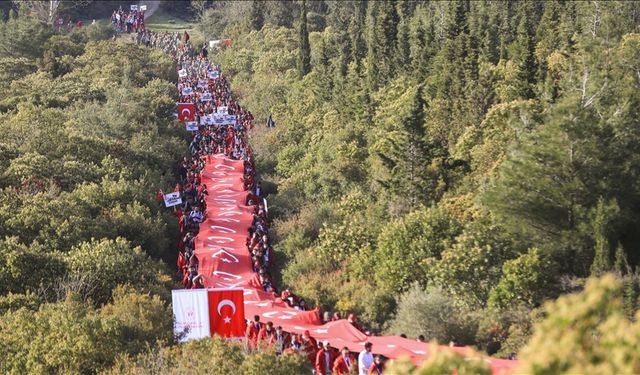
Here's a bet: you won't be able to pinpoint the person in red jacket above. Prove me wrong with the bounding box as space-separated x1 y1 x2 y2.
315 341 337 375
333 346 357 374
301 330 318 365
257 321 275 349
245 315 261 351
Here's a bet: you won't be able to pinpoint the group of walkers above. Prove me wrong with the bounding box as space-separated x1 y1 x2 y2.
110 6 145 33
135 21 388 374
246 315 385 374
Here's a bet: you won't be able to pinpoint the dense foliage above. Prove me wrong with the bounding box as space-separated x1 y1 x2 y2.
0 8 186 373
205 0 640 356
2 0 640 373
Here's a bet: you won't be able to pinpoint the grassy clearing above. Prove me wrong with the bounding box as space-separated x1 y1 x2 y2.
145 12 196 33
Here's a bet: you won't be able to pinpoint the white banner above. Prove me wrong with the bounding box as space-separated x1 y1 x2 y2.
182 87 193 96
209 71 220 79
172 289 210 342
164 191 182 207
130 4 138 10
197 79 207 89
178 69 187 78
198 114 236 126
224 114 236 124
201 92 212 101
140 5 147 10
200 114 212 125
217 106 228 115
185 121 199 131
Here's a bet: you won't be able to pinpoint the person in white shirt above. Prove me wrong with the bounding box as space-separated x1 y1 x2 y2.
358 342 374 375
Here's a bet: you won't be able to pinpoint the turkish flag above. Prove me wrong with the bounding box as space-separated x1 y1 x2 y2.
178 102 196 122
208 288 245 338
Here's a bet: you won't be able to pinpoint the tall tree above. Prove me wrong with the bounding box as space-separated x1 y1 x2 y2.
447 0 469 38
297 0 311 78
511 12 537 99
370 83 439 205
349 0 367 70
365 1 399 91
248 0 264 31
394 0 411 72
590 198 620 276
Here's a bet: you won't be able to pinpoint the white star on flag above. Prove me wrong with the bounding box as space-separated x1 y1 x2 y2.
224 316 232 324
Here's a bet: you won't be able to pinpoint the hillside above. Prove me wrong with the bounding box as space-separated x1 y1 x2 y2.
0 1 640 374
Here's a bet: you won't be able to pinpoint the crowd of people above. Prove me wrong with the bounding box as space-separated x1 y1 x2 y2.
246 315 386 374
110 6 145 33
139 26 388 374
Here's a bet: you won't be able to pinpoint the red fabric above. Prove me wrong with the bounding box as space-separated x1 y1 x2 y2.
207 289 245 338
193 154 518 373
178 103 196 122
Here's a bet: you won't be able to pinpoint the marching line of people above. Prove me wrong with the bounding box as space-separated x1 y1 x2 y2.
137 25 388 374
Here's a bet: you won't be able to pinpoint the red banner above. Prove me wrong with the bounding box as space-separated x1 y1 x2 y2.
208 288 245 338
178 102 196 122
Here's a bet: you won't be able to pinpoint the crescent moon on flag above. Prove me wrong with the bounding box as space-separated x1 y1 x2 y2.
217 299 236 315
181 108 191 116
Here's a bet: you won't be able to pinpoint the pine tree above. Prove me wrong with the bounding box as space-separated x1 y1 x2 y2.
512 15 537 99
590 198 619 276
364 1 399 91
482 95 603 254
371 84 437 205
447 0 469 38
249 0 264 31
364 1 379 92
349 0 367 70
395 0 411 73
297 0 311 78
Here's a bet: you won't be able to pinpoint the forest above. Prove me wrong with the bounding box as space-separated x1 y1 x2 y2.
0 1 639 374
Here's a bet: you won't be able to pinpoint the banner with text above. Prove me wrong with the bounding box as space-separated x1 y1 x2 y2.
172 289 210 342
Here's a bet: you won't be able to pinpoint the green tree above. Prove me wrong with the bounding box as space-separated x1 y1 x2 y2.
383 345 491 375
0 237 66 295
394 0 411 73
241 348 311 375
518 274 640 374
488 248 557 309
65 238 167 305
510 11 537 99
348 0 366 69
370 83 442 206
426 219 517 307
297 0 311 78
590 198 621 276
107 337 299 375
249 0 264 31
386 284 477 345
374 207 462 293
364 1 399 91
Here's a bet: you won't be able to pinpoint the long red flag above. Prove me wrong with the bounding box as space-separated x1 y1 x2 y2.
208 288 245 338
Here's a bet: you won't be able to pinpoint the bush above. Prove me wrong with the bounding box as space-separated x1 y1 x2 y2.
65 238 167 305
386 284 478 345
